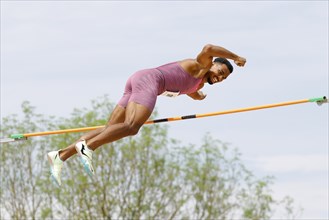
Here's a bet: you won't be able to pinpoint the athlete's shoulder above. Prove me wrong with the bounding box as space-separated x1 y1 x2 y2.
178 59 210 78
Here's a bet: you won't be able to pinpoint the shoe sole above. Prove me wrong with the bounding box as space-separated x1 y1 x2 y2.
47 154 61 187
74 145 94 177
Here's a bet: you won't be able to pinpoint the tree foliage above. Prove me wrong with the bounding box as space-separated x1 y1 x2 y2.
0 95 302 219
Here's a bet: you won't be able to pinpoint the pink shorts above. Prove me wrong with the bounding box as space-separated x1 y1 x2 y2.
118 68 164 112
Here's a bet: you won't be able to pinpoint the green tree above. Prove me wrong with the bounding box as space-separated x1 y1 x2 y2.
1 96 302 219
0 101 54 219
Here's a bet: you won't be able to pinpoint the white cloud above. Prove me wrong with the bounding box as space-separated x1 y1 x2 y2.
249 154 328 173
272 179 328 219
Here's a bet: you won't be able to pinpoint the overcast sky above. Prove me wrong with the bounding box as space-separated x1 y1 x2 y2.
1 1 328 219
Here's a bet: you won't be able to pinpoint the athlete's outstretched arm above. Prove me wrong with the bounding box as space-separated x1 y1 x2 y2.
196 44 246 67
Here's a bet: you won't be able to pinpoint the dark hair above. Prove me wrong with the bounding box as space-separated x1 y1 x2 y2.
214 57 233 73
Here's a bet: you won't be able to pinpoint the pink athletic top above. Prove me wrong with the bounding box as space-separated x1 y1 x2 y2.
156 62 203 95
118 62 203 111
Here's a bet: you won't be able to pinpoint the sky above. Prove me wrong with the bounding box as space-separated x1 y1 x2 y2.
1 1 328 219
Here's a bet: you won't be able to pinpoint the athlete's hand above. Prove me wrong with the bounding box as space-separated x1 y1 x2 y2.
234 56 246 67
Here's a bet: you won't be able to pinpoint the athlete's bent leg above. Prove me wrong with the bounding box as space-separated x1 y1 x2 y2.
86 102 152 150
58 105 126 161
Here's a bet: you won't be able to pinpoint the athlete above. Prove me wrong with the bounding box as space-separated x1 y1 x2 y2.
47 44 246 186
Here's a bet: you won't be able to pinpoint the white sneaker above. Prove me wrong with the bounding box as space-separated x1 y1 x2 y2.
75 140 95 177
47 151 63 186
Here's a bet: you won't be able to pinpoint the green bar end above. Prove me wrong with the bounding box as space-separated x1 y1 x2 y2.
10 134 25 139
308 96 326 102
309 96 328 106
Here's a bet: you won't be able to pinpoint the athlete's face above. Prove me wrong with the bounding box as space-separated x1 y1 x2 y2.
206 63 231 85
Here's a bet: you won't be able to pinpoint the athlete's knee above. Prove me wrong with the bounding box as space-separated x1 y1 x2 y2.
124 122 142 136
